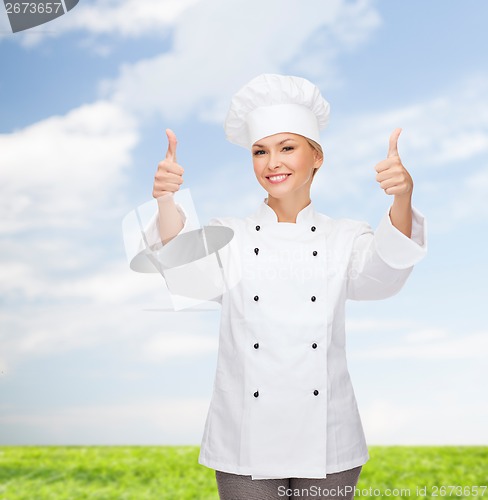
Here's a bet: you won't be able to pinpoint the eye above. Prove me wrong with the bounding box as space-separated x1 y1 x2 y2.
282 146 294 152
253 149 266 156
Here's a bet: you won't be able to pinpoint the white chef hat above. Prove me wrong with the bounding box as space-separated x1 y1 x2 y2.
224 74 330 150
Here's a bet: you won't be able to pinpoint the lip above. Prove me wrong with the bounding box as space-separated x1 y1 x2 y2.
266 173 291 184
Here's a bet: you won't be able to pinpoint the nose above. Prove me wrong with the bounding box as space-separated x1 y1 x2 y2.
267 150 283 169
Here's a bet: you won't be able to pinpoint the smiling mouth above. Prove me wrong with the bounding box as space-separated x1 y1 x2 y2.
266 173 291 184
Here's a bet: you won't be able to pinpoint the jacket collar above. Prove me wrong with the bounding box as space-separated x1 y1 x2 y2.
251 197 317 224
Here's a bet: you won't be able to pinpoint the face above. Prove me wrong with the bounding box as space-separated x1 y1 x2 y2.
252 133 323 200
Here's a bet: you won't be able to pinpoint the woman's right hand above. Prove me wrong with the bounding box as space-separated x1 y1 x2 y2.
153 128 185 199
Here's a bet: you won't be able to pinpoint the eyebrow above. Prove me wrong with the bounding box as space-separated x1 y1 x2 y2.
252 138 296 148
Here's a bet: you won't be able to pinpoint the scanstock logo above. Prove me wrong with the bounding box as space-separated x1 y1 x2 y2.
3 0 79 33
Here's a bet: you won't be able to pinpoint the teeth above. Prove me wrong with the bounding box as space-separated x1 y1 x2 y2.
269 174 288 181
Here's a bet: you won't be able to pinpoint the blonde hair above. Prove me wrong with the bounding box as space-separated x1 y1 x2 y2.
306 138 323 178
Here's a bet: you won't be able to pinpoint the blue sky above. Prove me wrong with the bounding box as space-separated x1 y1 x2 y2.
1 0 487 450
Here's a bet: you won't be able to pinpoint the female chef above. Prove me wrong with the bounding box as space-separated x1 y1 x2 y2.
144 74 427 499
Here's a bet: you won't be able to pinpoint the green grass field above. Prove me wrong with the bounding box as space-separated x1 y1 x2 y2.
0 446 486 499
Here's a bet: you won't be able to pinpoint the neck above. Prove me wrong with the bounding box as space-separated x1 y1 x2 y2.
266 194 312 223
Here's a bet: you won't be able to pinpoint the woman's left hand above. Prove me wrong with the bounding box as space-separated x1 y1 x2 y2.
374 128 413 199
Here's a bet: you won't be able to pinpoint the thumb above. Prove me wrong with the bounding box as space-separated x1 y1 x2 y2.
387 127 402 158
165 128 178 162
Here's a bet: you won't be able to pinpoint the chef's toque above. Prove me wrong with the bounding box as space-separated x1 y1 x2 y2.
224 74 330 150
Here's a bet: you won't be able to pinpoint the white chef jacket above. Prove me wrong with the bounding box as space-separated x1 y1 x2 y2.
131 196 427 480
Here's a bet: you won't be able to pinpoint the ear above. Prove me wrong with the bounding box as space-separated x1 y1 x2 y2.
313 152 324 168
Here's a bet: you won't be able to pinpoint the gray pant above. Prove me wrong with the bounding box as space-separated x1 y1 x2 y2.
215 465 362 499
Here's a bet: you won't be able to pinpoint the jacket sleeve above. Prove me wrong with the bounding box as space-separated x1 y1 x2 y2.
346 205 427 301
124 192 227 306
202 217 226 306
128 200 195 273
159 214 229 307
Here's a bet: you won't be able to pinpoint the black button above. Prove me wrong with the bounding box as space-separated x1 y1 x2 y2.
254 391 259 398
312 343 317 349
313 390 319 396
255 225 260 231
254 247 259 255
254 343 259 349
311 226 316 232
312 250 318 256
311 296 316 302
254 295 259 301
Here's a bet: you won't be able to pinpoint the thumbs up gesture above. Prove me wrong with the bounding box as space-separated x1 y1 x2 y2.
152 129 185 199
374 128 413 199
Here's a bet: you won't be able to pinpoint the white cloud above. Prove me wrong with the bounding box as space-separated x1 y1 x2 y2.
0 303 140 361
329 75 488 177
0 284 219 374
54 262 160 304
3 0 487 450
0 100 138 233
345 320 487 362
403 328 448 343
140 331 218 362
448 164 488 226
350 330 488 360
0 100 143 350
319 74 488 186
0 399 210 444
0 358 7 377
0 261 38 299
5 0 380 60
346 318 415 333
66 0 200 36
363 397 488 445
101 0 381 123
8 0 202 48
292 72 488 229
